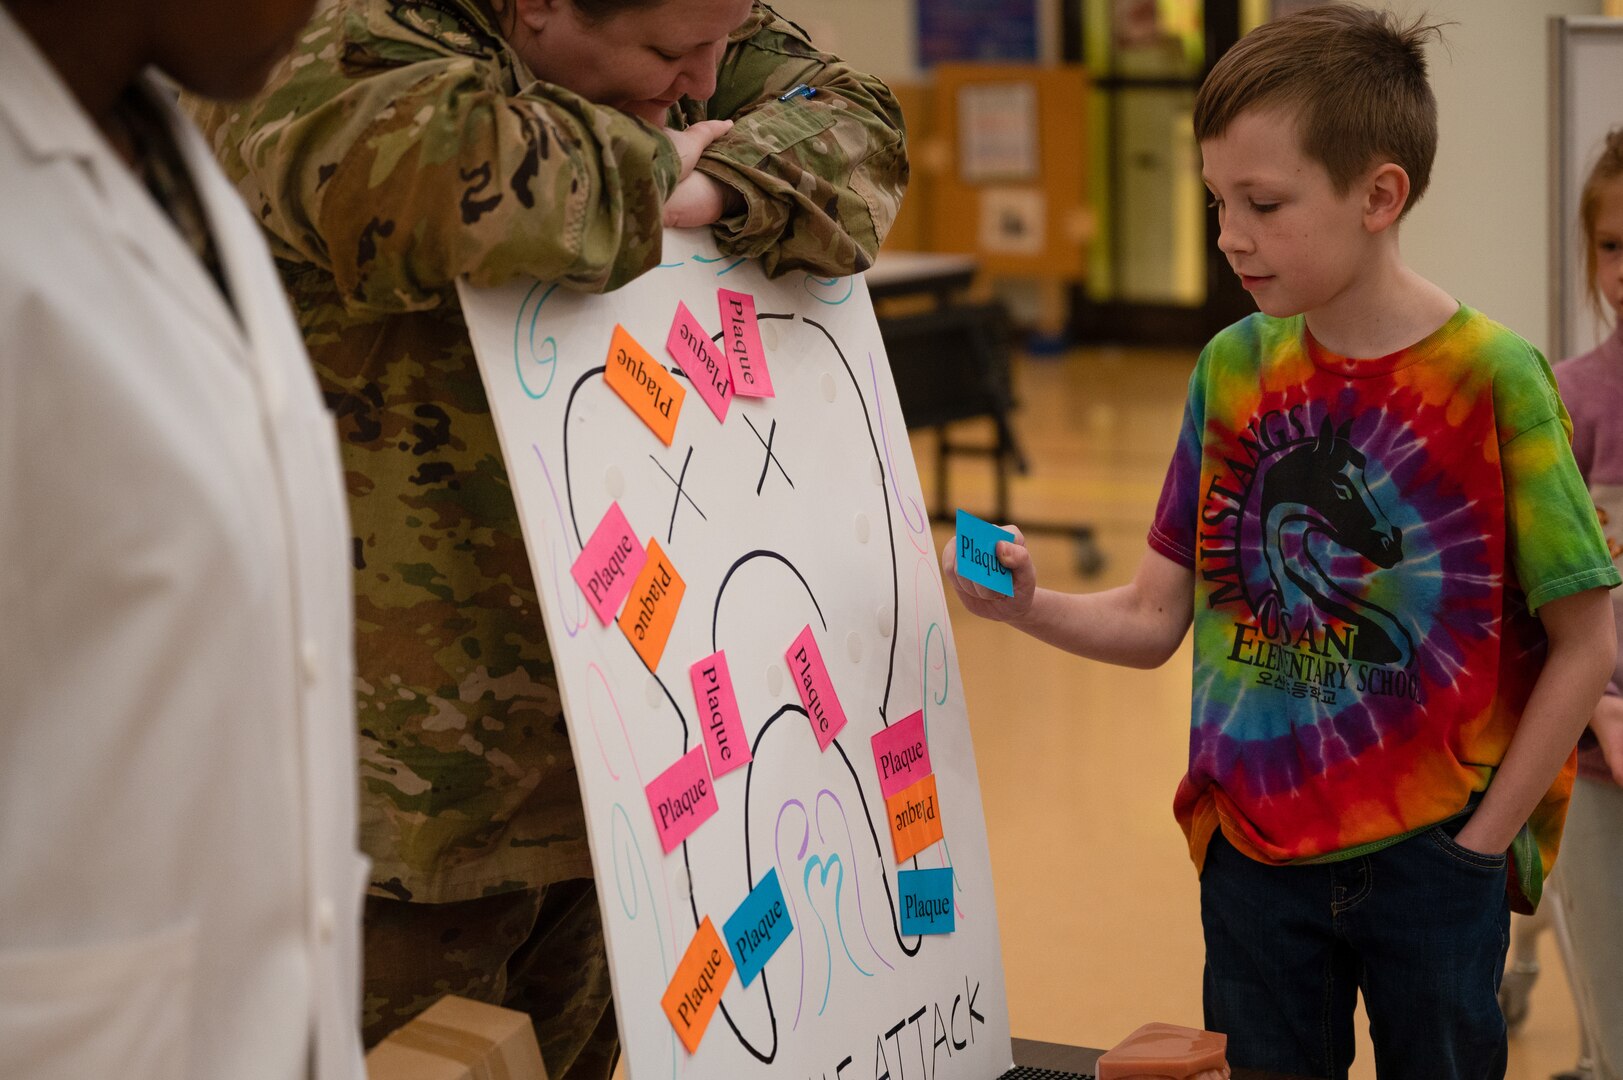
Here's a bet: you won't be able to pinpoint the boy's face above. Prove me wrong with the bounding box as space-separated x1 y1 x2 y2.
1201 108 1380 321
1597 176 1623 323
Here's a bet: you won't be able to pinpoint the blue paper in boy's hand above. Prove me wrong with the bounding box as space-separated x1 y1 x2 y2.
955 509 1015 597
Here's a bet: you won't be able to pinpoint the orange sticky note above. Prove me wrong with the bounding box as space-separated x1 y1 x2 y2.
618 538 685 671
885 773 944 863
603 323 684 445
662 916 735 1053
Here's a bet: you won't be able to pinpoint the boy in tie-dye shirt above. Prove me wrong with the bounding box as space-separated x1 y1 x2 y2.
943 6 1618 1077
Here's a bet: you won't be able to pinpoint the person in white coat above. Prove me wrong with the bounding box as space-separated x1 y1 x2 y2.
0 3 368 1078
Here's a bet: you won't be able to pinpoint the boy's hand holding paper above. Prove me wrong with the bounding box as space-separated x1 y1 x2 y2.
945 510 1035 623
954 509 1015 596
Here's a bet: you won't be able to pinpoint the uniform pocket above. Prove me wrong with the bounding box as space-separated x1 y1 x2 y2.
715 99 837 166
0 921 198 1080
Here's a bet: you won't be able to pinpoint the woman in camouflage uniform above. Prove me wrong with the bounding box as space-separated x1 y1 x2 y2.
189 1 907 1075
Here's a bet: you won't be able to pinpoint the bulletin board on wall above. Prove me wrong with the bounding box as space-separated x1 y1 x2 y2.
917 0 1041 66
1548 16 1623 361
928 64 1091 282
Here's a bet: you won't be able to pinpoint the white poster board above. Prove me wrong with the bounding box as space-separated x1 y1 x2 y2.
458 231 1012 1080
1549 16 1623 361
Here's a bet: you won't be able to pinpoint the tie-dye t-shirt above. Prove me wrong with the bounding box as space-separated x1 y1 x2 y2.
1149 305 1619 911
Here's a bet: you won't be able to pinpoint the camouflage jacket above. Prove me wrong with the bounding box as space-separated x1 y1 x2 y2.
189 0 907 903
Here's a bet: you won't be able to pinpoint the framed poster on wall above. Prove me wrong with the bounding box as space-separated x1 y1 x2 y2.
918 0 1039 65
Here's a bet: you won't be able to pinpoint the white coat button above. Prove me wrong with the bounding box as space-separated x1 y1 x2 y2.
301 639 321 685
316 898 336 942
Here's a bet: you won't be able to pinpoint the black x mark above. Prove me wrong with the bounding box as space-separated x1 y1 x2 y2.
742 414 793 496
651 446 706 543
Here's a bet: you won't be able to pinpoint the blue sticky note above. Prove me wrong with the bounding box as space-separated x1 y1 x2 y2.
955 509 1014 596
898 867 955 936
724 868 792 986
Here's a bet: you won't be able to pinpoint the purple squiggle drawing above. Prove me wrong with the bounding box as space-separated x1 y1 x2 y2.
774 798 811 1029
531 444 586 639
814 789 894 972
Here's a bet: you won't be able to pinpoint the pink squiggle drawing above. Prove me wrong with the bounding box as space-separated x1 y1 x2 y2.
583 663 628 782
814 789 894 973
532 444 587 638
774 799 811 1030
869 351 929 552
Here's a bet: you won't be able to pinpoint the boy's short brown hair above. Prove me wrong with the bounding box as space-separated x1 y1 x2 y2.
1194 3 1444 216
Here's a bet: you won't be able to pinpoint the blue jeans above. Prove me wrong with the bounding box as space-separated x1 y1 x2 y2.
1200 817 1511 1079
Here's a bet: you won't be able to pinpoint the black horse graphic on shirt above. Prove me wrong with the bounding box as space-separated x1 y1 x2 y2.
1239 416 1415 667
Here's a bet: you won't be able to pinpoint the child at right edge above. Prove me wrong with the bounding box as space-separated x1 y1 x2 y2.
943 7 1620 1079
1551 127 1623 1079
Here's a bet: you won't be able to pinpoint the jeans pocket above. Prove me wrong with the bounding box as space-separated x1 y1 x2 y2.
1426 824 1509 871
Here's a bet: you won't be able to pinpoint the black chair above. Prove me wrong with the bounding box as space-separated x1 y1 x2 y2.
879 300 1103 575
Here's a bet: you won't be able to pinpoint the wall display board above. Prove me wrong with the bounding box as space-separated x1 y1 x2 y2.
1549 16 1623 361
930 64 1091 282
918 0 1039 66
457 231 1012 1080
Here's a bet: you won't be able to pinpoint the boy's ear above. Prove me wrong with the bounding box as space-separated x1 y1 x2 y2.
1362 163 1411 233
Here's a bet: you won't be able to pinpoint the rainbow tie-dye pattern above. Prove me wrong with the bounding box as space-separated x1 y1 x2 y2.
1149 306 1619 911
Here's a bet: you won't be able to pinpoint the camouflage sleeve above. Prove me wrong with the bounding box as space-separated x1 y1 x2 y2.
691 4 909 277
198 24 681 309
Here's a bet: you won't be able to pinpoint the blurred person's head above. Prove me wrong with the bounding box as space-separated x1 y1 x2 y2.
495 0 755 123
1580 128 1623 327
5 0 321 102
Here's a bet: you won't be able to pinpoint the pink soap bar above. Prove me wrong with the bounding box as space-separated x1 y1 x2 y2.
718 288 774 398
645 746 718 854
690 650 752 778
785 625 847 750
571 502 648 625
667 300 732 421
870 709 931 799
1096 1023 1229 1080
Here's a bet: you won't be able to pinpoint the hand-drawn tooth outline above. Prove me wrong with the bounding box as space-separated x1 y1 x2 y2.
549 303 952 1064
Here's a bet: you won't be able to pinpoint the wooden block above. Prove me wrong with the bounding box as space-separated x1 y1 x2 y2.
366 995 549 1080
1096 1022 1228 1080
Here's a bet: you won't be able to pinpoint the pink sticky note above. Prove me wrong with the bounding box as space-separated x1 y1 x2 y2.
785 626 848 751
571 502 649 625
718 288 774 398
691 650 752 778
870 709 932 799
667 301 732 422
646 745 718 854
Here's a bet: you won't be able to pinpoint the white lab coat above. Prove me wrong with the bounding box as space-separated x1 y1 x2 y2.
0 12 367 1080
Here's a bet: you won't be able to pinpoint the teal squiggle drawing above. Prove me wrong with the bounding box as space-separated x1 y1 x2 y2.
802 274 854 305
802 852 873 1016
611 804 677 1079
512 281 559 400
